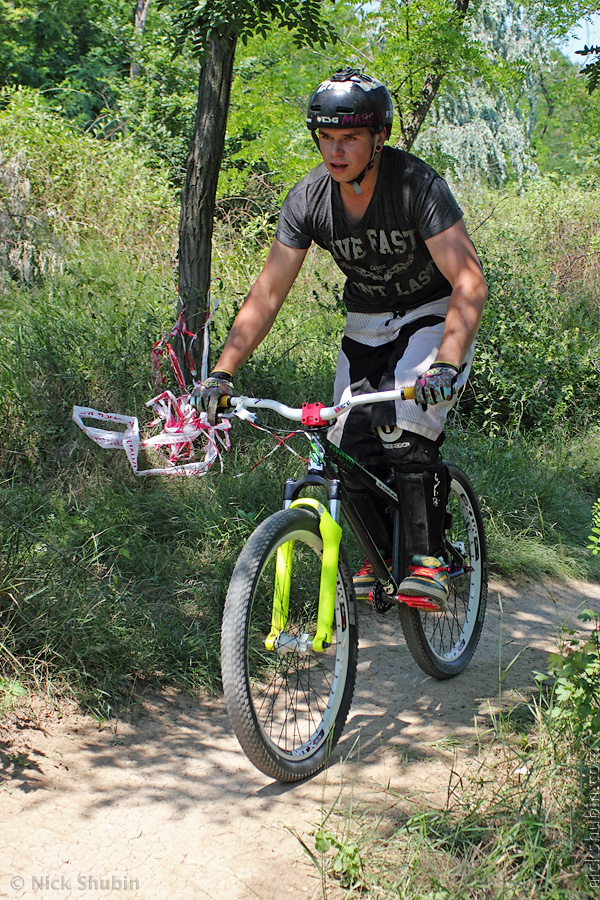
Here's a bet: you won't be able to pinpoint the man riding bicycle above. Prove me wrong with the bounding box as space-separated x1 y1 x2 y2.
194 67 488 610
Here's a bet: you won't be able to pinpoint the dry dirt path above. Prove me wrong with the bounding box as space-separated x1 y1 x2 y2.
2 578 599 900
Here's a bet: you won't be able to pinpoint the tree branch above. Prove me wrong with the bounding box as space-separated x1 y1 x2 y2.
394 0 471 151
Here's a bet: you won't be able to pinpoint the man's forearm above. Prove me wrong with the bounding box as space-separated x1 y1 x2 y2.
212 291 283 376
436 278 487 369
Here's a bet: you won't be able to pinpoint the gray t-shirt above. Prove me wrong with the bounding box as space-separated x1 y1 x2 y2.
275 146 463 313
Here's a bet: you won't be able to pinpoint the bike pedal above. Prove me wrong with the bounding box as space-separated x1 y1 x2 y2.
396 592 445 612
367 588 395 614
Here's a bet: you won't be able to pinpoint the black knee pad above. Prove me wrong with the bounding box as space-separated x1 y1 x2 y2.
377 426 441 472
378 427 450 558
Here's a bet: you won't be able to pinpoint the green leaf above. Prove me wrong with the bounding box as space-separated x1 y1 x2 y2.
315 830 331 853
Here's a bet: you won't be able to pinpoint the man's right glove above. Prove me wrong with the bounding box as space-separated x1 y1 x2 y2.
191 370 234 426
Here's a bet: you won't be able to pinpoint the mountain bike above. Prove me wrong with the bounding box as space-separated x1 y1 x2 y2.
219 387 488 782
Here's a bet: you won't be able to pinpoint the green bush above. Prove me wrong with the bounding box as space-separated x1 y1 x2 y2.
463 265 600 434
540 610 600 754
0 87 178 262
453 177 600 436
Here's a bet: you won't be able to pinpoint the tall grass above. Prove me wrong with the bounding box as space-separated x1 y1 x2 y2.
445 427 600 581
451 177 600 437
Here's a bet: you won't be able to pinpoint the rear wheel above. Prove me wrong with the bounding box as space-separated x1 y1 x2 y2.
398 464 488 678
221 507 358 782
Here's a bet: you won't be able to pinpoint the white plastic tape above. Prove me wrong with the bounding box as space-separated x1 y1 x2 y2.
72 403 230 476
72 406 140 472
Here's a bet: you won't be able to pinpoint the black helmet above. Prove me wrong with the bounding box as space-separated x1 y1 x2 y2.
306 67 393 135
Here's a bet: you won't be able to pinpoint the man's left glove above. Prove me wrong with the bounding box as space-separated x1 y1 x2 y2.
414 362 459 408
191 370 234 426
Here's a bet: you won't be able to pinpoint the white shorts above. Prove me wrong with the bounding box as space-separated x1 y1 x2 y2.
328 298 474 462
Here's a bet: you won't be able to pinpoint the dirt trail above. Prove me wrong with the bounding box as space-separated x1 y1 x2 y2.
2 578 599 900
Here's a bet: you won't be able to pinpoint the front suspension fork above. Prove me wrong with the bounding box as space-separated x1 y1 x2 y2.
265 470 344 655
265 497 342 654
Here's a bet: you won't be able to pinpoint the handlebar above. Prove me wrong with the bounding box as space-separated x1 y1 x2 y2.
219 385 416 426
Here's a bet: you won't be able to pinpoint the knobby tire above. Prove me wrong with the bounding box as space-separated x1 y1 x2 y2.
221 507 358 782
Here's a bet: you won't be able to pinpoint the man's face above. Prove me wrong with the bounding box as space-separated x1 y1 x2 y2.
317 127 376 183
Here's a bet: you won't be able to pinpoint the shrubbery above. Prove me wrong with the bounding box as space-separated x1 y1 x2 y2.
454 176 600 436
465 264 600 434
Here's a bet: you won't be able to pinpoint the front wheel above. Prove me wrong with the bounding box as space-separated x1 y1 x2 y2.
221 507 358 782
398 464 488 679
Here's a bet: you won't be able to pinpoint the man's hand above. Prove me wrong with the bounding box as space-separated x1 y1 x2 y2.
191 371 234 426
414 362 459 408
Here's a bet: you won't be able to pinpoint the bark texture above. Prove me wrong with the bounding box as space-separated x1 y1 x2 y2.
177 36 237 346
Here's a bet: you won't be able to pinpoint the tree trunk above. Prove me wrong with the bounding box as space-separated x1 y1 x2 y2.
396 67 446 150
130 0 151 79
395 0 470 151
177 36 237 367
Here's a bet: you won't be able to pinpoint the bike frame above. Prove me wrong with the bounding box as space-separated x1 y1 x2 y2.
220 390 487 780
282 427 403 596
227 390 416 653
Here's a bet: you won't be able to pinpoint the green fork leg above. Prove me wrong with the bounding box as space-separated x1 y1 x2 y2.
264 499 342 653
